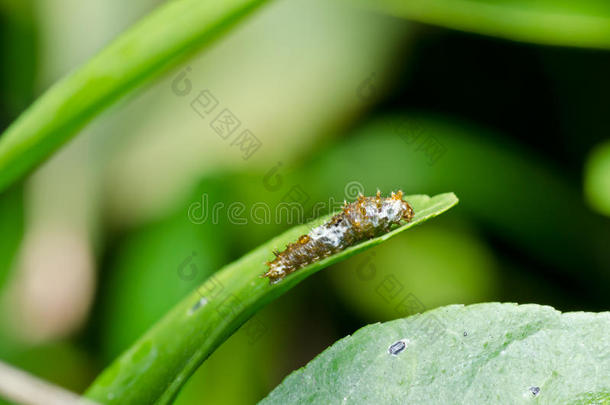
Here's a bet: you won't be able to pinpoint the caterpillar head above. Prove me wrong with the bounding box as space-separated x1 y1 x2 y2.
392 190 414 222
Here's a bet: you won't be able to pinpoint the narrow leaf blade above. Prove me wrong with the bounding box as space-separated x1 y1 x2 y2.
84 192 458 404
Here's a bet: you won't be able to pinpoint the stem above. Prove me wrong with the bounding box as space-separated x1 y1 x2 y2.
0 360 98 405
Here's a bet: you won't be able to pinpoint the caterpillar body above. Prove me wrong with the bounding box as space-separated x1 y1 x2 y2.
263 190 414 284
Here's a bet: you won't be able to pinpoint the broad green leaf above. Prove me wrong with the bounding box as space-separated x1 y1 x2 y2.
84 192 458 405
261 302 610 404
0 0 269 193
361 0 610 49
585 140 610 218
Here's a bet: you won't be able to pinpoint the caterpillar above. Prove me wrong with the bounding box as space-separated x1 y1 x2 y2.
263 190 414 284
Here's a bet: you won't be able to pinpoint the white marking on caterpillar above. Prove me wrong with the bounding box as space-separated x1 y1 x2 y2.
263 190 414 284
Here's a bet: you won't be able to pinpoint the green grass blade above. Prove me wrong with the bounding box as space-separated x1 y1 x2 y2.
0 0 268 192
361 0 610 49
84 192 458 405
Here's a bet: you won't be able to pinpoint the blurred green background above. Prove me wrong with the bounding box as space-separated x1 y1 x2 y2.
0 0 609 403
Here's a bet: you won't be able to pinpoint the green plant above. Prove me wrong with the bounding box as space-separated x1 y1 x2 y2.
0 0 268 193
84 193 458 404
1 0 609 404
364 0 610 48
262 303 610 404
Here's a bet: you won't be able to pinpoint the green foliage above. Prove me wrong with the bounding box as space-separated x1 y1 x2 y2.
98 209 229 363
261 303 610 404
364 0 610 48
84 193 458 405
0 0 609 403
301 115 610 282
0 0 268 193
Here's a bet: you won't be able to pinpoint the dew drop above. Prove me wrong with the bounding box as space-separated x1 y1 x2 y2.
388 339 408 355
189 297 208 314
529 386 540 396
